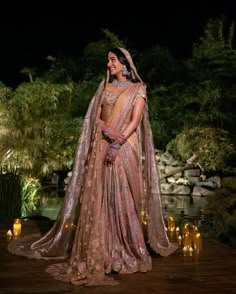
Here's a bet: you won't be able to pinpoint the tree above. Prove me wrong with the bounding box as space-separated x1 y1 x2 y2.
0 80 82 177
192 18 236 136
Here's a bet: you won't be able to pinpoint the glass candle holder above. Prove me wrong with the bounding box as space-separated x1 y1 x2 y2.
13 218 22 236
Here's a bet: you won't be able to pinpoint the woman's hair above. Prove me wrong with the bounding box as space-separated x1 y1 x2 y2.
108 48 135 81
109 48 131 71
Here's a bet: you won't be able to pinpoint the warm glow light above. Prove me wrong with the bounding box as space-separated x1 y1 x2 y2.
193 232 202 253
168 216 175 231
6 229 13 238
178 235 182 245
13 219 22 236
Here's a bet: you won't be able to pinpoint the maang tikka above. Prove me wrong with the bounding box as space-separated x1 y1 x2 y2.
122 65 129 76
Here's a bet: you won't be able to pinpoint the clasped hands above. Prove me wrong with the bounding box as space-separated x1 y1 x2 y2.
103 128 126 165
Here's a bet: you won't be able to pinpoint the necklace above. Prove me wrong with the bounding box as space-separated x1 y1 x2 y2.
111 79 131 88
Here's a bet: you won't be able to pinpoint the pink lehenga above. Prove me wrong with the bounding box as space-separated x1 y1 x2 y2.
8 48 177 286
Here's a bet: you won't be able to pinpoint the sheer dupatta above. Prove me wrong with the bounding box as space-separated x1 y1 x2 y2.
8 80 106 259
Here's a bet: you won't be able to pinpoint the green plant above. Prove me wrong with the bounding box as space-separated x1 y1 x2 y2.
21 176 41 217
0 80 83 176
167 127 235 173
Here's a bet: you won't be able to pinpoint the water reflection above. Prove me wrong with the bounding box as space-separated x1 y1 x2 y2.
162 194 208 223
39 189 65 220
25 190 209 223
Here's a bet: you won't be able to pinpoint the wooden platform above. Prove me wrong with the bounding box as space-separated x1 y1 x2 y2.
0 220 236 294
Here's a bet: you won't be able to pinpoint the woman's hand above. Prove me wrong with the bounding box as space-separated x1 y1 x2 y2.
104 146 119 166
109 130 126 144
103 128 126 145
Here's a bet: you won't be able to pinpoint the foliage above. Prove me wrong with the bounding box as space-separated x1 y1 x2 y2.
0 82 12 100
0 30 127 177
206 177 236 248
43 56 80 83
42 29 127 84
71 80 99 117
148 80 224 148
193 18 236 67
192 18 236 135
21 176 41 217
81 29 127 81
0 83 13 138
147 19 236 149
166 127 235 173
101 29 126 48
0 80 83 176
139 45 185 84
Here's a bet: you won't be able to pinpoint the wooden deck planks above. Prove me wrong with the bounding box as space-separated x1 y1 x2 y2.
0 221 236 294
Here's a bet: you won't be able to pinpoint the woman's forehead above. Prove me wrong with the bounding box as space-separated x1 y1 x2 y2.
108 52 117 59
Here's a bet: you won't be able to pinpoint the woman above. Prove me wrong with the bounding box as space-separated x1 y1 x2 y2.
8 48 177 286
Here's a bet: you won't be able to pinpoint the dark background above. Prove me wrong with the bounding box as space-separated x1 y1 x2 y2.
1 2 236 87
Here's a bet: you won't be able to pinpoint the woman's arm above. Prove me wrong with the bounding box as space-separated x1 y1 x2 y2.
96 106 106 130
122 97 146 139
104 97 145 166
96 106 126 144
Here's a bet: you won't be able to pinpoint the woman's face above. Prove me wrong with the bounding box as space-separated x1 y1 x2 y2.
107 52 124 77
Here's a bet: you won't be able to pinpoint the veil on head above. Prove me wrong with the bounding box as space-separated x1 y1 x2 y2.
106 48 143 85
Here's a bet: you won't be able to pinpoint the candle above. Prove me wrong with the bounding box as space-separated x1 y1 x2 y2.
178 235 182 245
141 209 147 225
183 232 191 249
168 216 175 231
192 225 199 233
183 246 188 256
182 223 190 235
13 219 22 236
6 229 13 239
194 233 202 253
189 247 193 256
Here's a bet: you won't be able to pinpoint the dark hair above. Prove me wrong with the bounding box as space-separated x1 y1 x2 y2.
109 48 131 71
108 48 133 81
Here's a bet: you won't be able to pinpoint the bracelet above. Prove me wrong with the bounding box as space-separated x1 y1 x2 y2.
102 128 112 139
111 141 121 150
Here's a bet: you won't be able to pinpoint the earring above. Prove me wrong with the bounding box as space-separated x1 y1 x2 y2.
122 65 129 76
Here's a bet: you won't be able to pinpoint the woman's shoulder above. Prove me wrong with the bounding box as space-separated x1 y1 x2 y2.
105 83 113 91
136 83 147 100
134 81 147 89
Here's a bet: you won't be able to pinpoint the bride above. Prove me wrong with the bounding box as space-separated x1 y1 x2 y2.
8 47 177 286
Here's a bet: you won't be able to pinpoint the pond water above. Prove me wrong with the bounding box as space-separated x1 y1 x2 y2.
161 194 211 231
162 194 208 218
39 189 65 220
36 191 208 223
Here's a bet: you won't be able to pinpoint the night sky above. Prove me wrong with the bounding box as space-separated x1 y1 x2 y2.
1 2 236 87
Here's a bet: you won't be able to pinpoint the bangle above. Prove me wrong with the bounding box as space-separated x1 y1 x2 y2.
102 128 112 139
111 141 121 150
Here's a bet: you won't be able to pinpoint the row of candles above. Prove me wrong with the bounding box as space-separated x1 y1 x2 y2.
6 218 22 238
7 216 202 256
168 216 202 256
141 211 202 256
141 210 202 256
6 218 77 239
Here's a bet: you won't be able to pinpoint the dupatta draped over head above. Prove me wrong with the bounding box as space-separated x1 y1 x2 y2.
8 48 177 268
